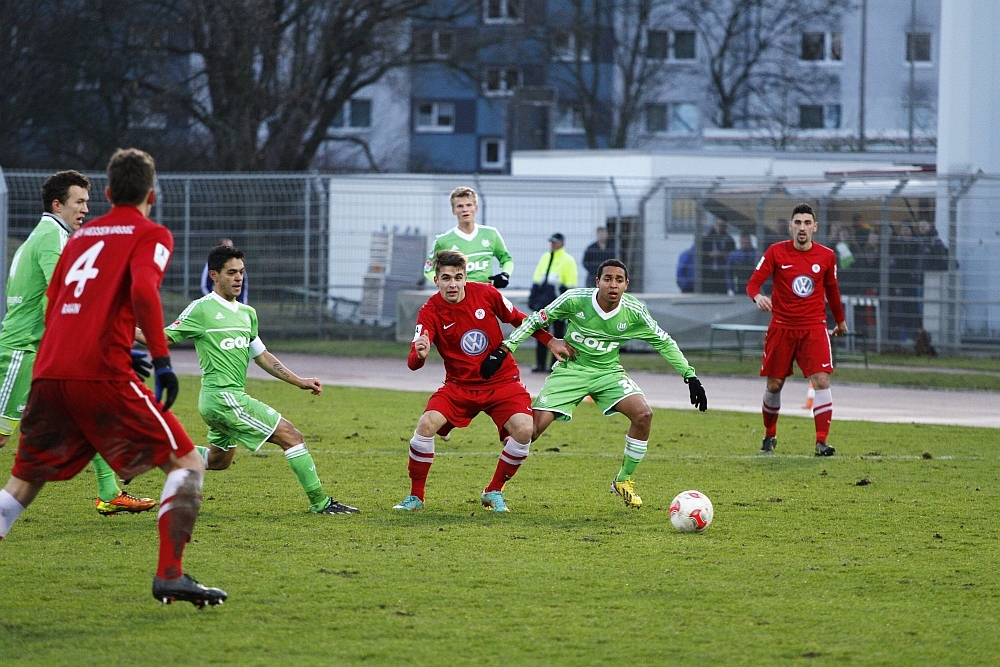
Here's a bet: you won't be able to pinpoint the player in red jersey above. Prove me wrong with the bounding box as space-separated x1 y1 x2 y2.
746 203 847 457
393 250 574 513
0 148 226 607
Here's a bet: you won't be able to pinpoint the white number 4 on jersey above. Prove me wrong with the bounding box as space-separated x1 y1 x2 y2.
65 241 104 297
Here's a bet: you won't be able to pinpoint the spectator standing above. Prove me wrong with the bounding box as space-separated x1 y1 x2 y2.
676 245 695 293
725 233 757 295
582 227 617 285
528 233 578 372
699 218 735 293
201 238 248 304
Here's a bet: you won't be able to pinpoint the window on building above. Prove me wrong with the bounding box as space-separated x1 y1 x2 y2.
801 31 842 62
646 29 696 60
481 138 506 169
483 68 521 96
484 0 522 23
555 105 585 133
415 102 456 132
799 104 840 129
331 99 372 129
415 28 455 59
906 32 931 62
553 31 590 61
646 102 698 134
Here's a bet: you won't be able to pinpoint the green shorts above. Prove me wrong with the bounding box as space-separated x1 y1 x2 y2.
0 346 35 435
533 364 643 422
198 389 281 452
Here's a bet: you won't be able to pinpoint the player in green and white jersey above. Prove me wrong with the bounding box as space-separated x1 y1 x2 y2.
493 259 708 508
0 171 156 516
422 186 514 287
140 244 359 515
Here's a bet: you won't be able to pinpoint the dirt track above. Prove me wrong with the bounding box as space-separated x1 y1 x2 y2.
171 350 1000 429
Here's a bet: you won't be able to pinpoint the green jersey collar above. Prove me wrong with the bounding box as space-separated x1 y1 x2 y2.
41 213 73 235
209 290 241 312
451 224 479 242
591 289 622 320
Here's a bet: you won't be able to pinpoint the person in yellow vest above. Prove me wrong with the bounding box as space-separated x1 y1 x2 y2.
528 233 578 372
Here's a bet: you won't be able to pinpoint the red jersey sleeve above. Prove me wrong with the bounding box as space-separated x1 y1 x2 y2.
490 288 554 346
130 226 173 359
407 304 436 371
824 254 846 324
746 247 773 300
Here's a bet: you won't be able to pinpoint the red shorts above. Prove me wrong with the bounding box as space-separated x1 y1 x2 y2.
426 380 532 442
11 379 195 484
760 326 834 379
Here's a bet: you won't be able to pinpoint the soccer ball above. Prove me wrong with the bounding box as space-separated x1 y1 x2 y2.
669 490 714 533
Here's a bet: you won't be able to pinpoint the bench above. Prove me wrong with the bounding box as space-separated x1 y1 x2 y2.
708 324 769 361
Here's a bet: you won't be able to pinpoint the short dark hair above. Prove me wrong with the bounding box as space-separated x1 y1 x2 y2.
208 244 245 273
434 249 467 274
597 258 628 281
791 203 815 220
41 170 90 213
106 148 156 206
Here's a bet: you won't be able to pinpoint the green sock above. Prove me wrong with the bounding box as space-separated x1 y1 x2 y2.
196 446 210 465
615 436 648 482
92 454 120 502
284 444 327 509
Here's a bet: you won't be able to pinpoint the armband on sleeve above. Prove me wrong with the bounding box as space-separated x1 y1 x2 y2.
249 337 267 357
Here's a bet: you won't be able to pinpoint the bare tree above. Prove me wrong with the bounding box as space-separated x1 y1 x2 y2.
675 0 850 135
544 0 681 149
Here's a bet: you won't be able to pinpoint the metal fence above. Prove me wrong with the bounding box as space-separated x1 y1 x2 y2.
2 169 999 354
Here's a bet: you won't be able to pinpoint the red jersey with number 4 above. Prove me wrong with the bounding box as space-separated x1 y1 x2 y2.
408 281 549 386
746 240 845 329
34 206 173 380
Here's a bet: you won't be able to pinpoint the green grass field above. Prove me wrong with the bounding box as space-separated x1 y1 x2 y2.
2 377 999 666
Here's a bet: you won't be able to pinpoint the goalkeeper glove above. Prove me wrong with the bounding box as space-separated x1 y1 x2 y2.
131 350 152 379
489 272 510 289
479 346 509 380
685 376 707 412
152 356 179 412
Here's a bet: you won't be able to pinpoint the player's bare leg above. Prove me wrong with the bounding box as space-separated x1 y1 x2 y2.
267 417 358 514
609 394 653 508
0 434 9 449
482 413 533 513
531 409 559 442
395 410 448 511
807 372 835 456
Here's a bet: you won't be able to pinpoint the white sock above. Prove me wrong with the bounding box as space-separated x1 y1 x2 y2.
813 388 833 416
763 390 781 409
284 443 309 460
0 489 27 539
158 468 204 520
409 432 435 463
499 438 530 466
624 436 648 460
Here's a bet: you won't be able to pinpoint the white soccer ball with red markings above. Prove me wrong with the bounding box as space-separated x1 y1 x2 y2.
669 490 713 532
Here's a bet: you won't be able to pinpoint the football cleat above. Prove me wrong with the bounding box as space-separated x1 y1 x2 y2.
311 497 360 514
393 495 425 511
760 437 777 454
481 489 509 513
611 478 643 508
153 574 227 608
815 442 836 457
95 490 157 516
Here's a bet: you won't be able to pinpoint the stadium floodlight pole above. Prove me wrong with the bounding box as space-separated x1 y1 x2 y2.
858 0 868 152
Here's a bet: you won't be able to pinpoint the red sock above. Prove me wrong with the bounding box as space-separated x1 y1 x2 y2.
762 390 781 438
156 469 202 580
485 438 530 493
408 459 431 501
813 388 833 442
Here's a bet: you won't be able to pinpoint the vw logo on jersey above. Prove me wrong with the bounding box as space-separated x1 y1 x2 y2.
482 239 490 247
461 329 489 355
475 308 486 319
792 275 815 297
